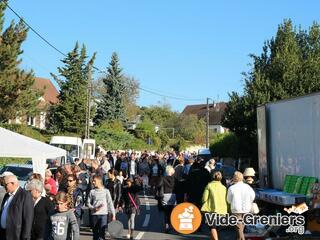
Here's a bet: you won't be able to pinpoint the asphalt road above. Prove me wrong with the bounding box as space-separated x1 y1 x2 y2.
80 192 236 240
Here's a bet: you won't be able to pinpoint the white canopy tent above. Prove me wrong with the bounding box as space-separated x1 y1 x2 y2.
0 127 66 176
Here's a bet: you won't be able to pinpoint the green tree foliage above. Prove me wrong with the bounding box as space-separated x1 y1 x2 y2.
223 19 320 161
134 118 161 147
122 76 140 121
0 123 48 142
94 120 152 150
141 104 179 127
94 52 126 125
93 75 140 121
48 43 96 135
139 104 206 147
170 136 187 152
176 114 206 144
0 2 40 122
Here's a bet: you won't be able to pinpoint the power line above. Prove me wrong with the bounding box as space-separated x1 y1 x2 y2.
93 67 205 101
3 1 67 58
4 2 206 102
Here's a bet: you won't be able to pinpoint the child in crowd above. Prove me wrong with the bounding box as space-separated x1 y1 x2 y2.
47 191 80 240
87 175 116 240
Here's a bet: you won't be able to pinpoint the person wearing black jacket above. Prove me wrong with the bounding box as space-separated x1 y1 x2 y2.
157 166 177 233
0 175 34 240
25 179 54 240
186 158 212 209
149 157 164 195
119 179 142 240
105 169 122 209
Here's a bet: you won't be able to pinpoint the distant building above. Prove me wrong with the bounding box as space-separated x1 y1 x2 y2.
9 77 59 129
181 102 228 134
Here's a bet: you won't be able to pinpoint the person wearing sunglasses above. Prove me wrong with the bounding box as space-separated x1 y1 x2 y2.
66 174 84 229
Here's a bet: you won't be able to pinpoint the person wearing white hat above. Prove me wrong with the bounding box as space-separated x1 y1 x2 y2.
243 168 256 186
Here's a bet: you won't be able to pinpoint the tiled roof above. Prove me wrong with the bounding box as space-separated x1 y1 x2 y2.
181 102 227 125
32 77 59 105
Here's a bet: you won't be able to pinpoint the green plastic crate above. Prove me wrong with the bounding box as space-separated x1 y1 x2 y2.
283 175 299 193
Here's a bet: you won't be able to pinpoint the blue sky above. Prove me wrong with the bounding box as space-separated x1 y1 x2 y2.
4 1 320 111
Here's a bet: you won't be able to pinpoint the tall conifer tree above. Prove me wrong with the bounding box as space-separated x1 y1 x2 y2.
94 52 126 125
49 43 96 135
0 2 40 122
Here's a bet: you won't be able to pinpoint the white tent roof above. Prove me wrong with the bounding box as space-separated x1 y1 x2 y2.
0 127 66 160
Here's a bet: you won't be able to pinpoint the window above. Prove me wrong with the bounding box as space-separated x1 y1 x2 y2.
27 116 35 126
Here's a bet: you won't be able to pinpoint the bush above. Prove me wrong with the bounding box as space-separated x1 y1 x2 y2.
0 157 30 166
0 124 49 142
209 133 241 158
94 121 157 151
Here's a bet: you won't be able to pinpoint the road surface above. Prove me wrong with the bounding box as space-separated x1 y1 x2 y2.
79 192 236 240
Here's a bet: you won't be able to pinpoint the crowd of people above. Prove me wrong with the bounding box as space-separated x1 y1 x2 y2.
0 150 257 240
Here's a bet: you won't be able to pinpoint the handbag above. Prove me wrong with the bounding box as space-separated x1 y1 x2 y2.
250 202 259 214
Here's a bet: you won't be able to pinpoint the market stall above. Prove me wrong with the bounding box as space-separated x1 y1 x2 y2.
0 127 66 177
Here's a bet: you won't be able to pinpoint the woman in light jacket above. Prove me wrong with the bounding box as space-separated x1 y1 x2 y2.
201 171 228 240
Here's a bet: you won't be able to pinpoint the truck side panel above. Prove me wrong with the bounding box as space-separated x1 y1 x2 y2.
267 94 320 189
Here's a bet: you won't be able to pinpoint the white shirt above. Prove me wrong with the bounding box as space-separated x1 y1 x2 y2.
102 161 111 173
34 196 42 206
227 181 255 213
130 160 136 175
1 187 19 229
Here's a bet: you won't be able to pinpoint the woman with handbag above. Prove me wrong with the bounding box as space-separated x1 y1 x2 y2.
120 178 142 240
201 171 228 240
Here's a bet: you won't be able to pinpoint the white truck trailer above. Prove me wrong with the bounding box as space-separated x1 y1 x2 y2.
257 92 320 189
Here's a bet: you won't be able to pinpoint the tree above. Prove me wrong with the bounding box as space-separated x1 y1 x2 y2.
223 19 320 162
94 52 126 125
48 43 96 135
0 2 40 122
140 103 179 127
93 75 140 121
134 118 160 147
122 76 140 121
177 114 206 144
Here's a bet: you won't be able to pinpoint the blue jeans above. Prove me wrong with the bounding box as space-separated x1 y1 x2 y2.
92 214 108 240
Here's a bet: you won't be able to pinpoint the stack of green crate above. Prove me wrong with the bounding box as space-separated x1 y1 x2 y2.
283 175 318 196
283 175 299 193
300 177 317 196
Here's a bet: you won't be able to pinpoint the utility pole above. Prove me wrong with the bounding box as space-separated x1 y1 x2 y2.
206 97 210 148
85 65 92 139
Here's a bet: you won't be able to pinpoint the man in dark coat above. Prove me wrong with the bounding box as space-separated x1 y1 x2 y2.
186 158 212 209
0 175 34 240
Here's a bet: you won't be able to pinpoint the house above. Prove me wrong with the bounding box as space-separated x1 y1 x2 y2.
181 102 228 134
9 77 59 129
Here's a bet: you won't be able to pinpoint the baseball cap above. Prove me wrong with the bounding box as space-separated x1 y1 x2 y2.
0 171 14 178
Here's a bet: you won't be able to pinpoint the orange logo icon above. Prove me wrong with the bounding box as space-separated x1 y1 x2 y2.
171 202 202 234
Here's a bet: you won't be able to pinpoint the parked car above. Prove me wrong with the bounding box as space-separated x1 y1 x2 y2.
197 148 212 162
0 164 33 187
